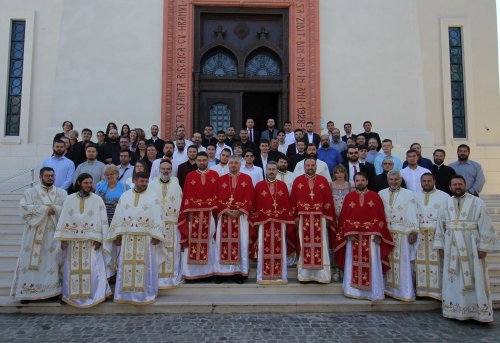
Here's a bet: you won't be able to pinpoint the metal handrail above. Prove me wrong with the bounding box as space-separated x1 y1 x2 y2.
0 168 36 192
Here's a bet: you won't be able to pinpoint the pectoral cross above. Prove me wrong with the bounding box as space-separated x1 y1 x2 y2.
228 195 234 205
272 200 278 210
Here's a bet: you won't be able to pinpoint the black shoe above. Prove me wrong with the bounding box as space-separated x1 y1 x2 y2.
215 276 225 284
20 300 29 304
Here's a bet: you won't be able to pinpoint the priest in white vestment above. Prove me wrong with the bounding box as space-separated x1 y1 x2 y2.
108 172 166 304
149 159 184 289
11 167 67 302
434 175 500 322
54 173 112 307
379 170 420 301
414 173 449 300
293 145 332 184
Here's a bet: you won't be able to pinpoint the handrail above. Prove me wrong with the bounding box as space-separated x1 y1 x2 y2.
0 168 36 192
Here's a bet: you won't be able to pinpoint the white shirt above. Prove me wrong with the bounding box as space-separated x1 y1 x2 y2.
118 163 133 186
173 150 188 165
210 163 229 176
278 142 288 154
293 159 332 183
400 166 431 192
348 161 361 183
260 154 269 177
240 164 264 186
150 157 178 180
285 132 295 145
174 139 194 149
307 132 314 144
215 143 232 160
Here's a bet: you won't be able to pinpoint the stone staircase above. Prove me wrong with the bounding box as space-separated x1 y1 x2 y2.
0 192 499 314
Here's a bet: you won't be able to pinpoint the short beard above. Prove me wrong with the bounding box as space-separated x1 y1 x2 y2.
160 175 170 182
355 184 366 192
458 155 468 162
305 170 315 177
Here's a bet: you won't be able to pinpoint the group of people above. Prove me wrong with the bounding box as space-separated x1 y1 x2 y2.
10 118 498 323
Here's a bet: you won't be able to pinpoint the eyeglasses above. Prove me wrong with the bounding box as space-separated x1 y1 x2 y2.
382 162 394 165
244 155 254 158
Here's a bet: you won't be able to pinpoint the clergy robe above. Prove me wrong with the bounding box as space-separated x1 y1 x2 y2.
379 188 420 301
293 159 333 183
54 193 112 307
178 169 219 279
149 177 184 289
11 185 67 300
290 174 336 283
434 194 500 322
251 179 295 284
214 172 254 276
415 189 449 300
277 170 295 194
108 189 166 304
335 190 394 302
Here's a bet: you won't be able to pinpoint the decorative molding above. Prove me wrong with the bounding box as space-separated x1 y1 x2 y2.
161 0 321 138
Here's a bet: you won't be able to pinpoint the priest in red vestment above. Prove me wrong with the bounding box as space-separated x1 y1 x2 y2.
214 156 254 283
178 152 219 280
290 157 336 283
335 171 394 302
251 161 296 284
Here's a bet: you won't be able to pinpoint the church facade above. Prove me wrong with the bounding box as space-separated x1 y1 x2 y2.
1 0 499 192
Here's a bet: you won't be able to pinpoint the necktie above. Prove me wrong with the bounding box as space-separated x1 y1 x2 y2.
249 129 253 142
353 164 357 175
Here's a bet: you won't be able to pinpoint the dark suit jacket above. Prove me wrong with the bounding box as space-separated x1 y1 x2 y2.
146 137 165 156
341 134 357 142
260 129 278 143
177 161 198 189
289 153 306 172
342 161 376 190
431 164 456 196
358 132 382 151
305 132 321 147
255 151 286 170
246 128 261 145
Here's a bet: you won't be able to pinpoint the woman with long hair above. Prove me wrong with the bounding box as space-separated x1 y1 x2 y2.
129 129 138 152
104 122 118 142
53 121 73 141
135 139 147 161
125 160 149 189
120 124 130 138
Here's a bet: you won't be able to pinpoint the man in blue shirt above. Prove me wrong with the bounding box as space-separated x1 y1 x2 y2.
40 139 75 191
317 134 343 175
449 144 485 196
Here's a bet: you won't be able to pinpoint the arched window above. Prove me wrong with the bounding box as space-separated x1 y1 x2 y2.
201 50 237 77
210 102 231 133
245 52 281 77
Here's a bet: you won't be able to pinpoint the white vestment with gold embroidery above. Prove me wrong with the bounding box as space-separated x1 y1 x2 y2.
434 194 500 322
11 185 67 300
108 189 167 304
379 188 420 301
149 177 184 289
415 189 449 300
54 193 112 307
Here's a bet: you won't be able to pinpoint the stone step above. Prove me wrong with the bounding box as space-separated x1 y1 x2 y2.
488 264 500 277
0 227 24 240
0 200 19 208
0 251 19 267
0 294 443 314
0 193 23 201
0 239 23 252
0 266 14 280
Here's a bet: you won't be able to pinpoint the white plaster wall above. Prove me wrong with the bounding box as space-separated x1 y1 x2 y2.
50 0 164 137
319 0 428 144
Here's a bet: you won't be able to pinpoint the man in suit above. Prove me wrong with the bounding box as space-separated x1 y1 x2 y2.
238 129 258 155
245 117 260 144
286 128 306 157
146 124 165 156
260 117 278 143
341 122 357 142
288 140 307 172
304 121 321 147
343 145 375 190
358 121 381 151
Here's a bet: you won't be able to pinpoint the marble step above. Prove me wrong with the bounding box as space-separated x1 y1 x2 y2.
0 239 23 252
0 294 443 314
0 266 14 280
0 227 24 240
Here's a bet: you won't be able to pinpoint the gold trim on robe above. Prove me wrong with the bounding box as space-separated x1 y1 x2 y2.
69 241 92 299
121 234 148 292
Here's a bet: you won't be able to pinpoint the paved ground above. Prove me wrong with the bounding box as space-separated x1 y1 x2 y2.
0 310 498 342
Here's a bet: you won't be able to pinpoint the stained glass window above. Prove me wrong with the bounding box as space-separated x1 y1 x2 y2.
245 53 281 77
201 51 237 77
210 103 231 133
5 20 26 136
448 27 466 138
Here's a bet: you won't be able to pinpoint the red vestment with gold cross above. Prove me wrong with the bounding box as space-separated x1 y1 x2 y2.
178 169 219 265
290 174 336 270
250 179 295 281
216 172 254 265
334 190 394 290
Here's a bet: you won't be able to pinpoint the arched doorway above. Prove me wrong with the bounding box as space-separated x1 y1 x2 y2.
193 7 289 133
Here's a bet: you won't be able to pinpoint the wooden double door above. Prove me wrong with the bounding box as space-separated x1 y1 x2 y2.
193 7 289 133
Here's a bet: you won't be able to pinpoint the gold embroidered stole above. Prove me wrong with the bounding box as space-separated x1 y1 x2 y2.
69 240 92 298
121 234 148 292
445 197 477 291
188 211 210 265
262 221 283 280
159 181 176 278
301 214 323 270
220 215 240 265
386 232 401 289
29 186 58 270
351 234 372 290
415 226 441 292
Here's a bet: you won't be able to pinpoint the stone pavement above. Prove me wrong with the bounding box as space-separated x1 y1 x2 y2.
0 310 498 343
